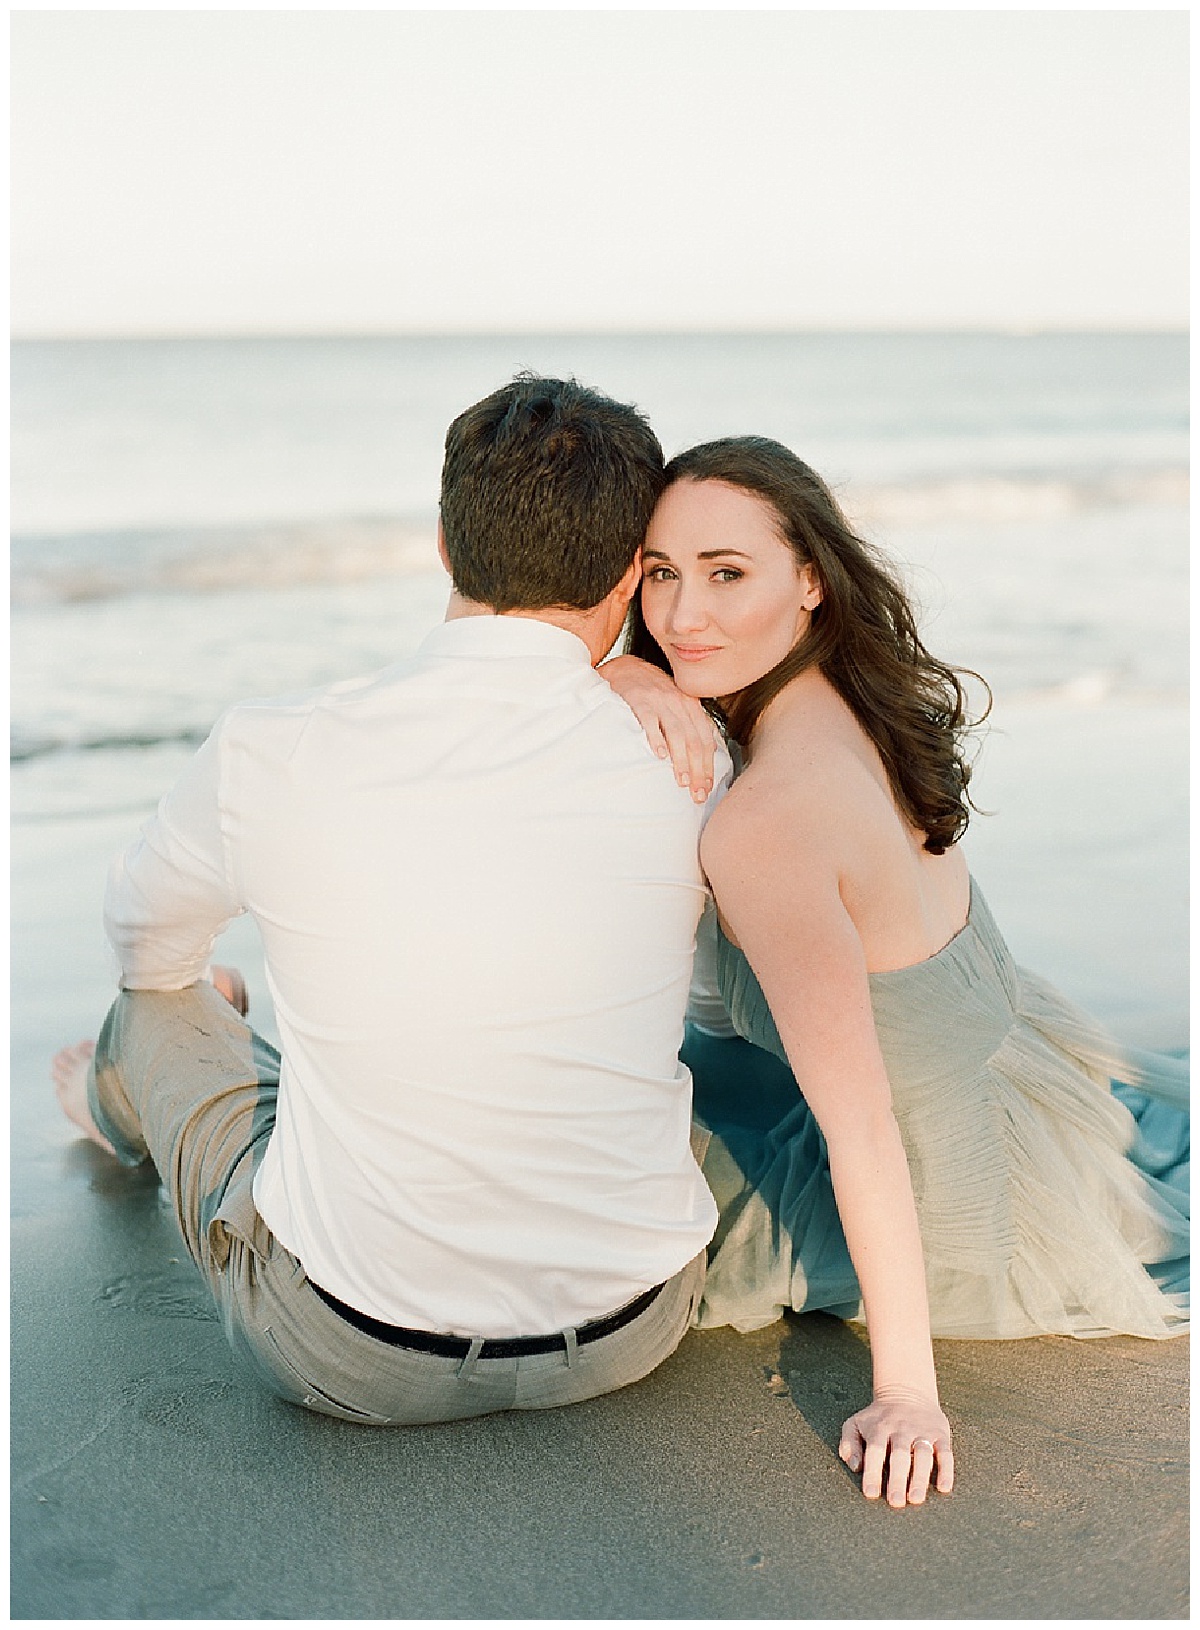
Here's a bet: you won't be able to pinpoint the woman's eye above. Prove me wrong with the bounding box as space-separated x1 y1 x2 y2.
645 566 676 582
713 568 743 583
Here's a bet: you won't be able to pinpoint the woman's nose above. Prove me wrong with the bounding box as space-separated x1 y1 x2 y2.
667 582 708 634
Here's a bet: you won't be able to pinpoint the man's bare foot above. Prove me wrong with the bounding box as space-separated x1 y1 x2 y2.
51 1041 118 1157
209 965 249 1017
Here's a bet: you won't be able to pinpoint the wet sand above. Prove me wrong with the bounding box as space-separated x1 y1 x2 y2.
11 697 1188 1619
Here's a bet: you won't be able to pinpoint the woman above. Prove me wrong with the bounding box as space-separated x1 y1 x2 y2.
604 436 1189 1510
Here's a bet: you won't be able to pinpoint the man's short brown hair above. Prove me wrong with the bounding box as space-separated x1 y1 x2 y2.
439 375 665 613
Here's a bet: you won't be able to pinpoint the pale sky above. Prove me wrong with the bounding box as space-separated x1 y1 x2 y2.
10 8 1190 335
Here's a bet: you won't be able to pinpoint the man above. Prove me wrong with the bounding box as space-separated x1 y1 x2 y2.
52 375 726 1425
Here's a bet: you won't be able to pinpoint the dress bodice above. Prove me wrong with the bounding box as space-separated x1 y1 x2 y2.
717 878 1021 1095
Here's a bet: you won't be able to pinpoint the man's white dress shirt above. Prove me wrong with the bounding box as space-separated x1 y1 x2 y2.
104 615 721 1338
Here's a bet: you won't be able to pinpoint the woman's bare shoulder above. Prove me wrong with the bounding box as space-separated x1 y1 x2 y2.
701 735 858 889
712 721 876 833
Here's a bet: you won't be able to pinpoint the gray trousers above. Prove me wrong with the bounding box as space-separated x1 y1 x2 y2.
89 983 706 1424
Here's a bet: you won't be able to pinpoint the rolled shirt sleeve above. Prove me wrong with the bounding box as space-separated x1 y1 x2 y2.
104 714 244 990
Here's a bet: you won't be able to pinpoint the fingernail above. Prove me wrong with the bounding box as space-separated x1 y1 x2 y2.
680 772 690 785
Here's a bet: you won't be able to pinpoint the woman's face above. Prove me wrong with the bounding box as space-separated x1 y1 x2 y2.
640 478 821 702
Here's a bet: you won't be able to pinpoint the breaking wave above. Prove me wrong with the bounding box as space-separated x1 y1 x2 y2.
843 466 1188 529
11 728 209 765
11 467 1187 607
11 515 440 606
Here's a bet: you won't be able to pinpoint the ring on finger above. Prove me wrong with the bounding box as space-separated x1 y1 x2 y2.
912 1438 935 1453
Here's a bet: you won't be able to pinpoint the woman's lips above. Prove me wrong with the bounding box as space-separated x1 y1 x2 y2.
669 643 723 662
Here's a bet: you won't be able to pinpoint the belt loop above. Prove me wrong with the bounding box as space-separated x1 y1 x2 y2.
563 1325 579 1369
457 1337 485 1381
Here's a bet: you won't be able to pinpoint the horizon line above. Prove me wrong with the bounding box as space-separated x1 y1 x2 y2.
11 321 1190 344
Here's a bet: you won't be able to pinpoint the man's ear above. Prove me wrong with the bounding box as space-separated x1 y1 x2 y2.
613 553 642 609
436 518 452 576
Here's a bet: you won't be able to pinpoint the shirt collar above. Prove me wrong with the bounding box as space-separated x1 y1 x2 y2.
418 614 594 666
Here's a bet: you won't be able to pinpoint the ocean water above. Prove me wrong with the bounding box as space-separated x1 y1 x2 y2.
9 331 1189 1044
12 332 1188 764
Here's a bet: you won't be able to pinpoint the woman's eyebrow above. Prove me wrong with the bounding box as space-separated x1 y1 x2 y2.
642 546 754 561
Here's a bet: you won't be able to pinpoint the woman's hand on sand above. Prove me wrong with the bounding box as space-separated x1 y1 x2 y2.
600 655 719 804
839 1388 954 1507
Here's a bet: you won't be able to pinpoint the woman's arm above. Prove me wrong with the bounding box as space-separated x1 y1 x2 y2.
702 792 954 1508
599 655 720 804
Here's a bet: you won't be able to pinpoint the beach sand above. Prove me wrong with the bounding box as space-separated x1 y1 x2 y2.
11 697 1188 1620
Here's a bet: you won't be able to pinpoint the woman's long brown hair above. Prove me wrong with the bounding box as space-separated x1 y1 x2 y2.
627 437 990 854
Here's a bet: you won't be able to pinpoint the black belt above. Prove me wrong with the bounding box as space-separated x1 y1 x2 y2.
309 1277 666 1359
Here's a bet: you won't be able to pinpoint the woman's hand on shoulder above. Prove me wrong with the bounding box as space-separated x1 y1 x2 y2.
839 1387 954 1507
599 655 720 804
